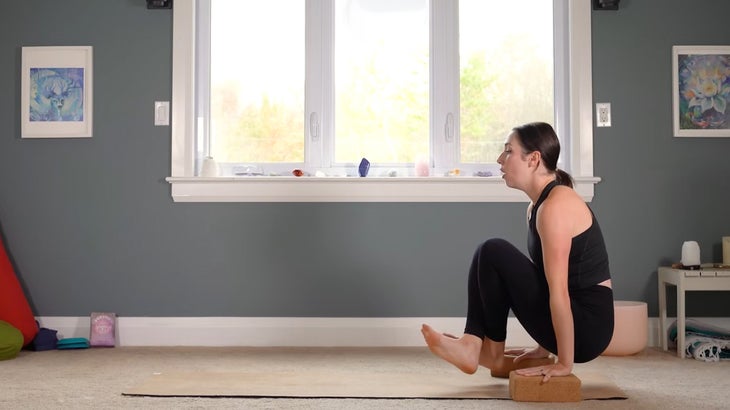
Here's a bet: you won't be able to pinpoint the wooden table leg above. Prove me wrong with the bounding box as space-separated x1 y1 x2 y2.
658 275 668 351
677 282 686 359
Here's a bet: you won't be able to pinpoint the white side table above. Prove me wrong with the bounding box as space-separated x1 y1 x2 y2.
657 267 730 358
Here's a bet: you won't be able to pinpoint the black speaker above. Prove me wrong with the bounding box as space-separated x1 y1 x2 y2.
147 0 172 9
593 0 620 10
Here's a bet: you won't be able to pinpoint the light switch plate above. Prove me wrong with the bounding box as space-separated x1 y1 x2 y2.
596 103 611 127
154 101 170 126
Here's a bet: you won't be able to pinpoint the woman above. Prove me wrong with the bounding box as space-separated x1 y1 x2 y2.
422 122 613 382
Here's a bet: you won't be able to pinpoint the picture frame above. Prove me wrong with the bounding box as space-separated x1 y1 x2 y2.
672 45 730 137
21 46 93 138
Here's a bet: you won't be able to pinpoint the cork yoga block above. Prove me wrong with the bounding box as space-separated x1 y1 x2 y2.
509 371 581 402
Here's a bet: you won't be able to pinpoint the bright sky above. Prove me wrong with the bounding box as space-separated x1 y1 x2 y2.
208 0 553 105
210 0 305 106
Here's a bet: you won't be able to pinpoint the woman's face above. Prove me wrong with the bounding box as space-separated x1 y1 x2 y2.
496 132 530 188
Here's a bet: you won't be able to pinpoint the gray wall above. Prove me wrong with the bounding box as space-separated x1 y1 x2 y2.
1 0 728 318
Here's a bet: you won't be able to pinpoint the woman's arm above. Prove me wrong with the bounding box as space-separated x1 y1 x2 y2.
535 189 580 375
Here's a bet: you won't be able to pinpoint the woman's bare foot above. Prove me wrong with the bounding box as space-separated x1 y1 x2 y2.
421 324 481 374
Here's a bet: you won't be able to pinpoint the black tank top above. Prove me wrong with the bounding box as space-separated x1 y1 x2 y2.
527 180 611 290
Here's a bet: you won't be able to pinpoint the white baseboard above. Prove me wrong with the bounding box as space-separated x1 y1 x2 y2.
35 316 729 348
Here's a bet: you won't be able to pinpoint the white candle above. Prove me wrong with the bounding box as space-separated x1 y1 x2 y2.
200 156 218 177
723 237 730 265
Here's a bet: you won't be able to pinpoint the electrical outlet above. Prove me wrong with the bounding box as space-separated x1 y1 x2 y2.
596 103 611 127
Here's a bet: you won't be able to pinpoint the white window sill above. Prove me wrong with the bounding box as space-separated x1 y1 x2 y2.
165 176 601 202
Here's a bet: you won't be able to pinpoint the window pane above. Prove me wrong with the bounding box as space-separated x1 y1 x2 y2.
209 0 305 163
334 0 429 165
459 0 554 164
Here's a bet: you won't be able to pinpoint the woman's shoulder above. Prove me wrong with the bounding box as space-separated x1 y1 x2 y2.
546 184 578 200
539 185 592 235
541 185 587 214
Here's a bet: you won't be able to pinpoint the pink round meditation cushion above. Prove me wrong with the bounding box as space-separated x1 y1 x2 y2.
602 300 648 356
0 236 38 346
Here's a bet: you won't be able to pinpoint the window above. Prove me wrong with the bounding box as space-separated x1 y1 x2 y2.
168 0 599 202
458 0 554 165
333 0 430 167
201 0 306 166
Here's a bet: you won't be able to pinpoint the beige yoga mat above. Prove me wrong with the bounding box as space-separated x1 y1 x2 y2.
123 370 627 400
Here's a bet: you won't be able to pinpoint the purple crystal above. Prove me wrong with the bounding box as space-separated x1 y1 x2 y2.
358 158 370 177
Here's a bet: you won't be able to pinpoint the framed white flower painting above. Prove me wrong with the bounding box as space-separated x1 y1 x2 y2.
673 45 730 137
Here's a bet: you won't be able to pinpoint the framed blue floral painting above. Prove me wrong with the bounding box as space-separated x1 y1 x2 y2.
21 46 93 138
673 45 730 137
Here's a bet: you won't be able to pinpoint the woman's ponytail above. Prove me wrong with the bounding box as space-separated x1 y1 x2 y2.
555 168 574 188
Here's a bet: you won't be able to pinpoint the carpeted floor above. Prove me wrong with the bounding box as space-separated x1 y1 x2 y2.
0 346 726 409
121 368 625 400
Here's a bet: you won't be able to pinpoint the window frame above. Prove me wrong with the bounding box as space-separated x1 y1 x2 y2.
167 0 599 203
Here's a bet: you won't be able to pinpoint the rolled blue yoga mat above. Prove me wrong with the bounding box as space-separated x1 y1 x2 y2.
669 319 730 361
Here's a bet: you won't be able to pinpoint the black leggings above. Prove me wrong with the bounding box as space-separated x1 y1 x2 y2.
464 238 614 363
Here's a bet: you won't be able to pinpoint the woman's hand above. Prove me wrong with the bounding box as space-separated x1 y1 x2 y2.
514 361 573 383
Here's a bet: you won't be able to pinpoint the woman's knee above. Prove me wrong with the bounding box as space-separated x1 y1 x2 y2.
478 238 513 255
475 238 521 263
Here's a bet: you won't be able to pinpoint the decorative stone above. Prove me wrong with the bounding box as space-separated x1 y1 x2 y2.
292 169 304 177
414 156 430 176
358 158 370 177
